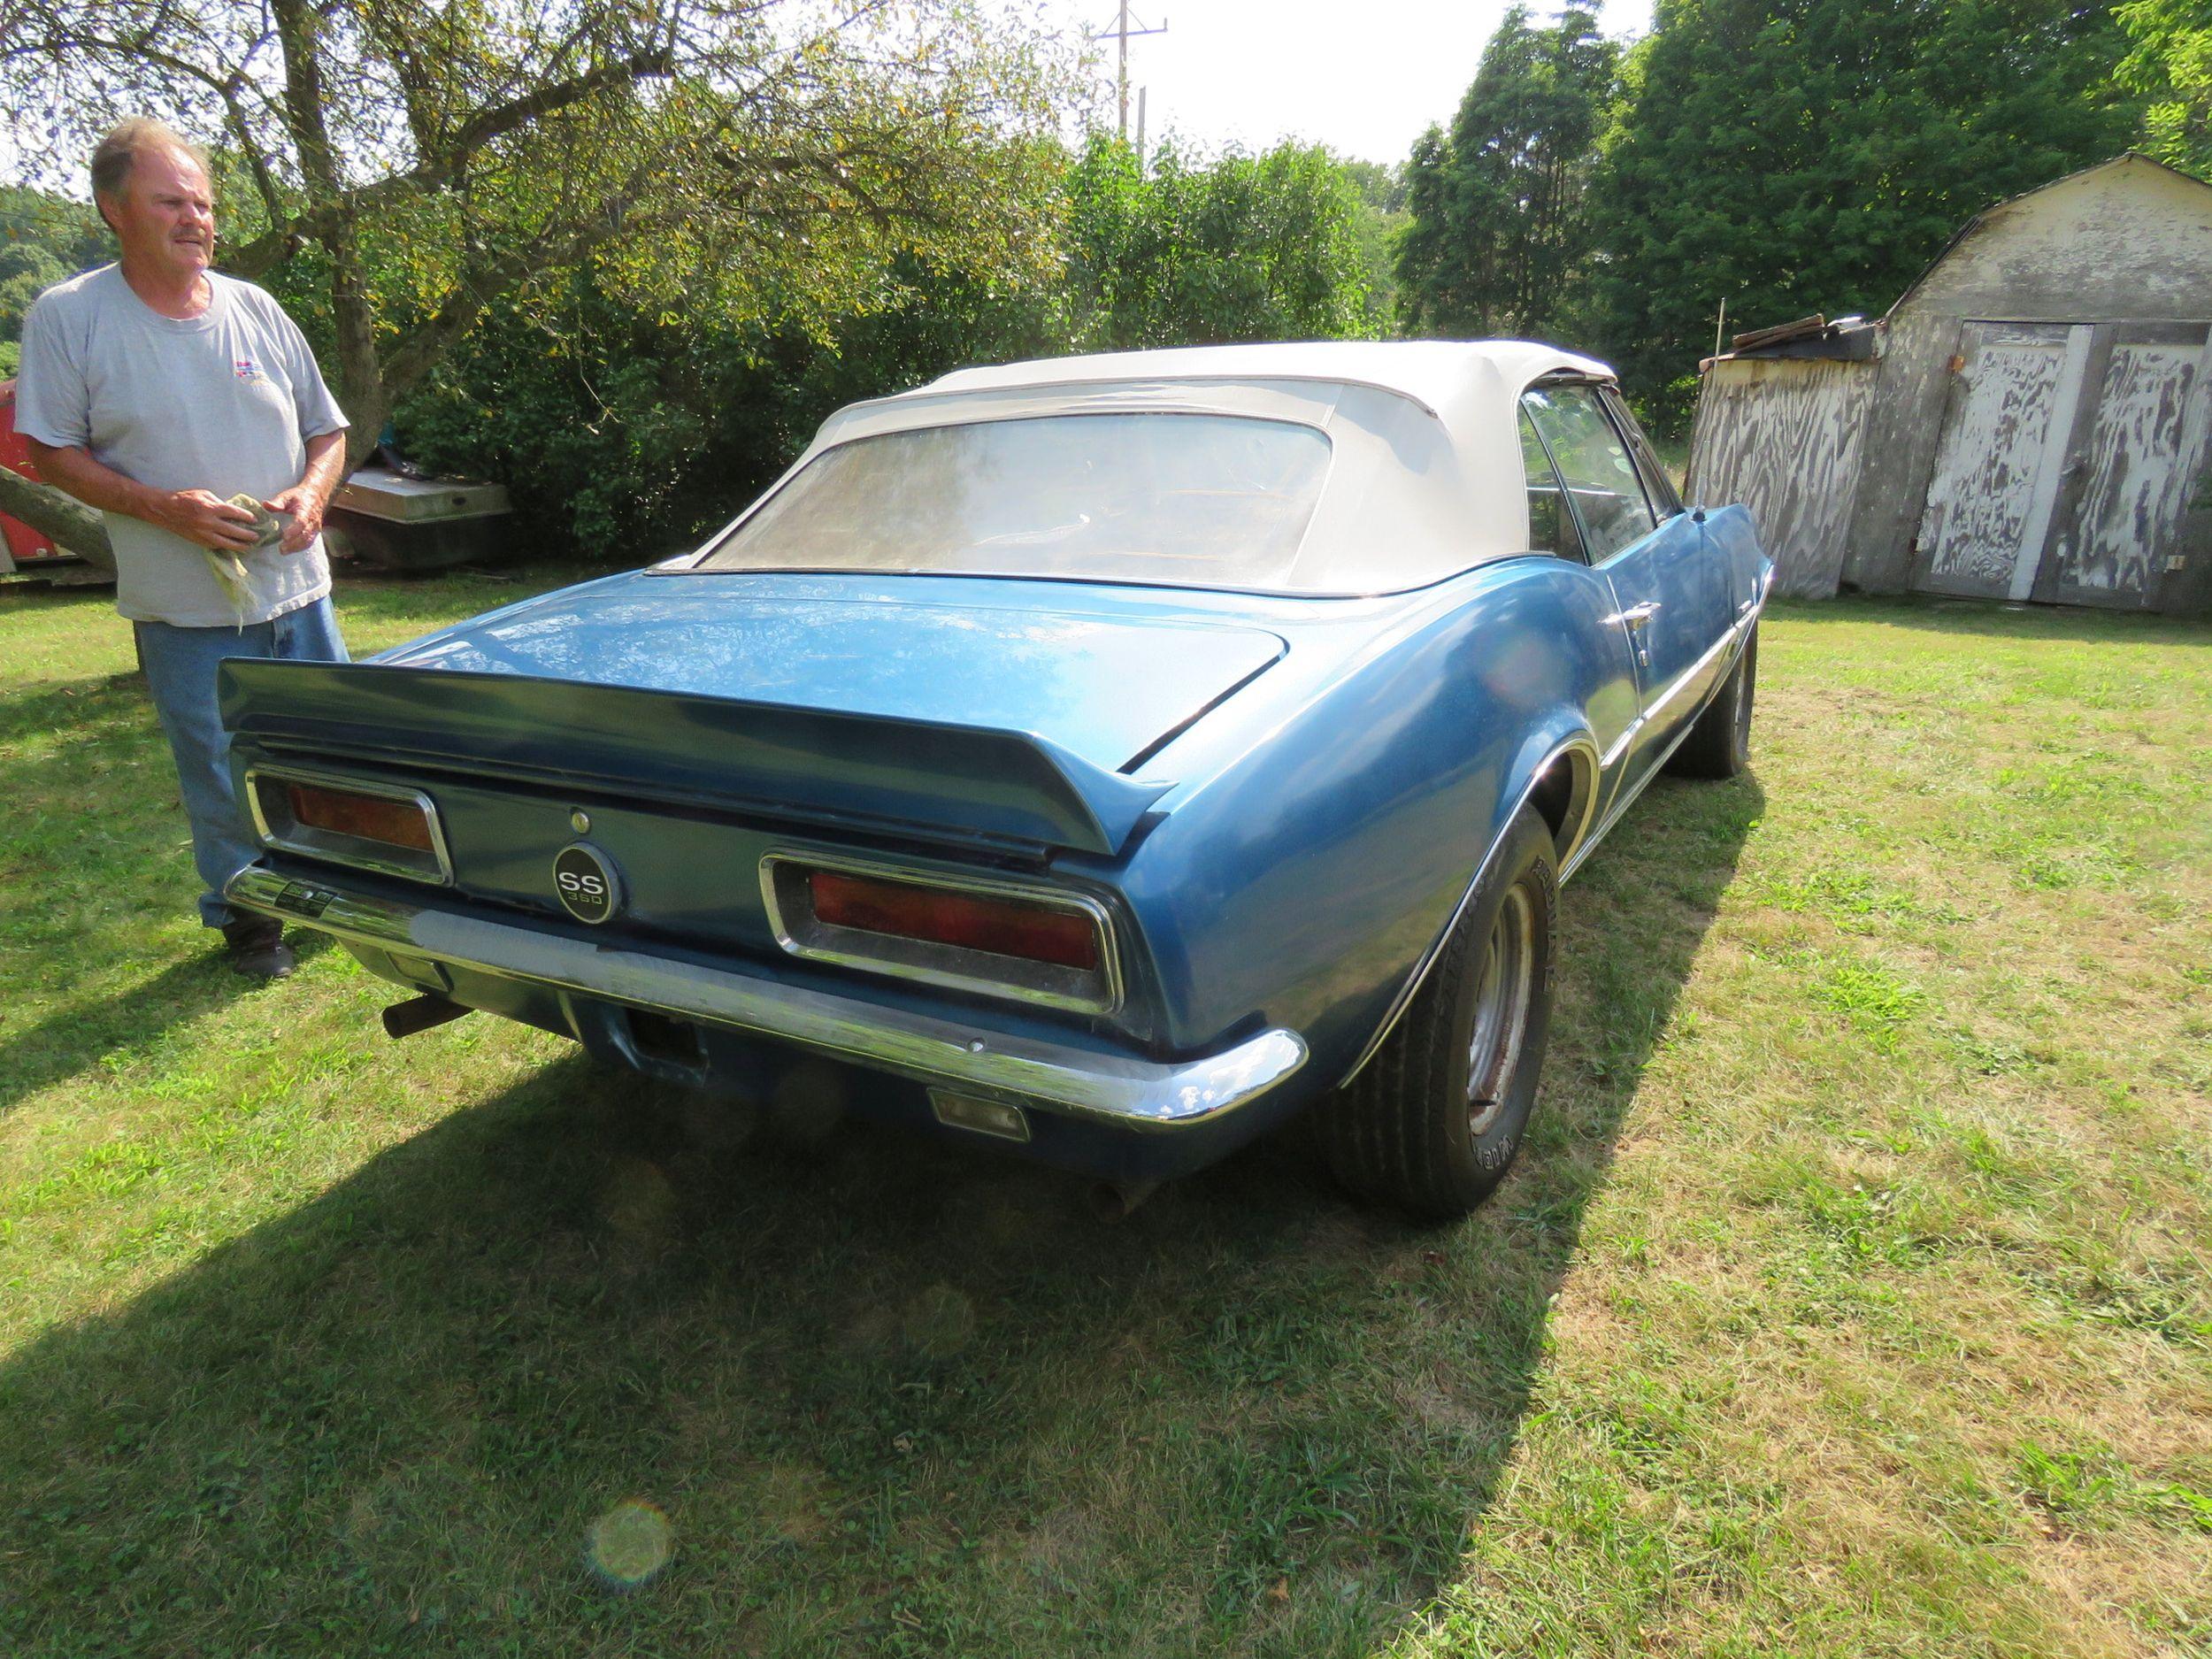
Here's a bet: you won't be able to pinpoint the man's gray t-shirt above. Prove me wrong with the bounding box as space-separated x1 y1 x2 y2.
16 265 349 627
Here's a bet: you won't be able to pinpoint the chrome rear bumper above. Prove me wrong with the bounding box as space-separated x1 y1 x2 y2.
226 866 1307 1132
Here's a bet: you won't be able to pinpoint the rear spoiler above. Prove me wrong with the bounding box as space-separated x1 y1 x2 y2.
218 660 1170 856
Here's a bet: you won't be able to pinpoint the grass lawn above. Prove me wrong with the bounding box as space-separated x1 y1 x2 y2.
1 570 2207 1657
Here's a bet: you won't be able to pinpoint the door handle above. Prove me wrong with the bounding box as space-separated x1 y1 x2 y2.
1616 601 1662 630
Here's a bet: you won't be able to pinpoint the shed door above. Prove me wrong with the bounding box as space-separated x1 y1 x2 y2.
1912 321 2090 601
2040 322 2212 611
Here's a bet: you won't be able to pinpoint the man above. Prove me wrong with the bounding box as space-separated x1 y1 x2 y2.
18 119 350 980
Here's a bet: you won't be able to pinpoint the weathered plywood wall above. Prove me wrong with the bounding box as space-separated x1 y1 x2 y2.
1843 158 2212 609
2054 336 2212 598
1915 321 2083 599
1837 310 1964 595
1689 357 1873 598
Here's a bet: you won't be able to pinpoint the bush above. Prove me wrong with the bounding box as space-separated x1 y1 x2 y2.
394 139 1385 562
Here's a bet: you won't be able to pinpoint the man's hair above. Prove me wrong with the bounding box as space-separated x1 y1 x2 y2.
89 118 208 227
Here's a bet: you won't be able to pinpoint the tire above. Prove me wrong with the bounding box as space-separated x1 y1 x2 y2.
1317 805 1558 1220
1667 623 1756 780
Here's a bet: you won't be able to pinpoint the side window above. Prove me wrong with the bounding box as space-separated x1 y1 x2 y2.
1521 383 1658 562
1604 387 1685 518
1519 407 1584 561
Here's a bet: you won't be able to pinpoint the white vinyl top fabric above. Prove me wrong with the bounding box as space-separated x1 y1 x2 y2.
693 341 1618 595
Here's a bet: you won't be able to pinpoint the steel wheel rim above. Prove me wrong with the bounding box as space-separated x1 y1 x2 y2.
1466 885 1535 1137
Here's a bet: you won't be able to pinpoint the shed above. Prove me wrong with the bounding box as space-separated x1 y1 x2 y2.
1687 156 2212 618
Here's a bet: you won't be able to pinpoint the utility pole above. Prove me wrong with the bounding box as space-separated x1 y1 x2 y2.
1095 4 1168 143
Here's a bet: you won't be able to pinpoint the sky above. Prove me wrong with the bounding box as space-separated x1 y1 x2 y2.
0 0 1658 189
1041 0 1656 169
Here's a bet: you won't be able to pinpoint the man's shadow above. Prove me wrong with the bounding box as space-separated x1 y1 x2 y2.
0 772 1763 1655
0 665 341 1119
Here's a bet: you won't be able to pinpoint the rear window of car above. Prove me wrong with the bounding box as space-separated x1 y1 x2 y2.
694 413 1332 589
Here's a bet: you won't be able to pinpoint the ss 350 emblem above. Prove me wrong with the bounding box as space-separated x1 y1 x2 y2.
552 842 621 925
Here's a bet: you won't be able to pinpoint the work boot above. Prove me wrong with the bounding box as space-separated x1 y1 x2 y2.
220 917 296 981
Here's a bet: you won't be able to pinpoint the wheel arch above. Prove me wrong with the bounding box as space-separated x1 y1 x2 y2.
1524 730 1601 869
1334 724 1597 1090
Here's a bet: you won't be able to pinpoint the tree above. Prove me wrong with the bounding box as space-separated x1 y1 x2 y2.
1064 136 1378 349
0 184 110 273
1337 157 1409 215
1395 6 1618 340
1334 155 1409 326
0 244 68 341
0 0 1068 461
2119 0 2212 175
1589 0 2138 424
396 253 1047 557
393 136 1388 563
0 186 105 373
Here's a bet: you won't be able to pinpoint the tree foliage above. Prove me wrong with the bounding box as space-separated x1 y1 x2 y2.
0 185 109 273
0 0 1070 457
2119 0 2212 175
1395 6 1617 339
1063 136 1379 349
394 137 1384 560
398 255 1053 559
1589 0 2138 419
1333 155 1409 322
0 243 69 342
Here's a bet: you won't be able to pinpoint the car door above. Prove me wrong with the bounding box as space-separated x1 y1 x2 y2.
1521 380 1722 789
1517 405 1641 781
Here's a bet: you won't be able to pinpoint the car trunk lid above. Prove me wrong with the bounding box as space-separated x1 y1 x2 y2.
219 583 1286 858
376 580 1286 779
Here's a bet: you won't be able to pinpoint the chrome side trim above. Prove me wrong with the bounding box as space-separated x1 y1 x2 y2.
242 764 455 887
1336 732 1597 1089
1338 592 1766 1091
1561 607 1763 885
1646 612 1748 725
1560 717 1698 886
1594 603 1763 777
759 849 1123 1016
225 866 1305 1131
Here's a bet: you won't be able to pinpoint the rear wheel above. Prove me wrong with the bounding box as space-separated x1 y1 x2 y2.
1317 806 1558 1220
1667 624 1756 780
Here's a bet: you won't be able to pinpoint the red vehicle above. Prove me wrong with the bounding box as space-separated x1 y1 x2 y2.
1 378 92 576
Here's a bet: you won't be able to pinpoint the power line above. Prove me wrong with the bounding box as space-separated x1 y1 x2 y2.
1094 4 1168 144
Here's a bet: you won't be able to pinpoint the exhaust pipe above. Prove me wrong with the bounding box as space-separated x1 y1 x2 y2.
1087 1178 1162 1224
382 993 472 1040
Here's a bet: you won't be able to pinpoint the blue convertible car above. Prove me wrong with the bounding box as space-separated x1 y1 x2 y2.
220 342 1770 1217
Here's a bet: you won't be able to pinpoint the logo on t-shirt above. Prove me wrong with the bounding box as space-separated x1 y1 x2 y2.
234 358 267 383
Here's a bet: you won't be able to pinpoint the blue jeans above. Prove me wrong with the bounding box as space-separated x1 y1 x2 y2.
134 596 349 929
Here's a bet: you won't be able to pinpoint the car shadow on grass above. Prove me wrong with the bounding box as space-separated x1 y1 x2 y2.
0 773 1763 1657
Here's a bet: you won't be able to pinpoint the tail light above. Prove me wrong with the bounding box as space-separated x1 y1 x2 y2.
762 855 1118 1013
808 871 1102 971
285 781 437 852
245 767 450 884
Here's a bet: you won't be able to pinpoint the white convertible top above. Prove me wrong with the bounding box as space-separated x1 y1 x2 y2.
915 341 1613 438
701 341 1619 595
